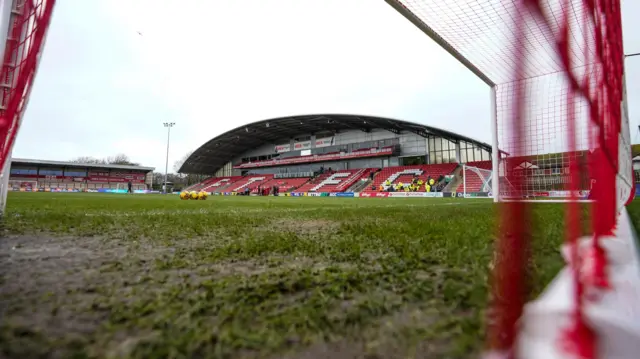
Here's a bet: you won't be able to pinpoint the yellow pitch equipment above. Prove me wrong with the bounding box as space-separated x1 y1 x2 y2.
197 191 208 200
190 191 198 200
179 191 189 200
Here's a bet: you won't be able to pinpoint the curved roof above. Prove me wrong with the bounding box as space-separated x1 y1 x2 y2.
179 114 491 174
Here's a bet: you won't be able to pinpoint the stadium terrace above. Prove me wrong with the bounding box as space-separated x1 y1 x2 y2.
180 114 579 198
8 158 155 193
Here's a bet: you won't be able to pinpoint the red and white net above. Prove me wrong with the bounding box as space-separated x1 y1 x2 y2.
388 0 631 358
0 0 56 170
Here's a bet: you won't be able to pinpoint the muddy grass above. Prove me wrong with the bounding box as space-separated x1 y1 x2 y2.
0 236 128 356
0 234 468 359
0 193 576 359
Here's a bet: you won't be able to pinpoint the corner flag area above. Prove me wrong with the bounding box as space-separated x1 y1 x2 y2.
5 192 635 358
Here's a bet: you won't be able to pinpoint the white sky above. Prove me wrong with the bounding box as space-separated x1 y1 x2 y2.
11 0 640 172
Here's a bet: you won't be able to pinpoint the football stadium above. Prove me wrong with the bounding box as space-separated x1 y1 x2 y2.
2 172 581 359
1 0 639 359
178 113 496 199
3 114 639 358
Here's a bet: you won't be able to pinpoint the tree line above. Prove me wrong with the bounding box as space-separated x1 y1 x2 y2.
171 150 207 189
69 153 140 166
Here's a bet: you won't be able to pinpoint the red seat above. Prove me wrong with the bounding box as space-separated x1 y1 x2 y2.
230 175 273 192
366 164 457 192
335 168 374 192
295 172 334 192
186 176 242 192
251 177 310 193
295 169 369 193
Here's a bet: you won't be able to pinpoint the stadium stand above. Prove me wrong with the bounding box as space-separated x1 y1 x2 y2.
178 114 503 196
366 164 457 192
187 165 460 195
228 174 273 193
184 177 215 191
282 178 312 191
253 177 310 193
193 176 242 192
313 169 360 193
336 168 374 192
278 177 312 192
290 172 335 193
9 158 154 192
184 174 305 194
292 169 372 193
466 160 492 170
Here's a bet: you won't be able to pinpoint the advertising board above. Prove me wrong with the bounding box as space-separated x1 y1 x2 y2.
314 137 334 148
387 192 444 198
275 144 290 153
331 192 355 197
359 192 391 197
293 140 311 150
532 190 589 198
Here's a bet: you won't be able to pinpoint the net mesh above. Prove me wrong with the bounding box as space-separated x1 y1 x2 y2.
463 164 493 194
0 0 56 171
391 0 596 83
497 74 592 198
388 0 630 357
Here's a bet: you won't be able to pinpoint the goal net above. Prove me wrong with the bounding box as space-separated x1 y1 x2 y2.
462 164 493 196
387 0 634 358
0 0 57 214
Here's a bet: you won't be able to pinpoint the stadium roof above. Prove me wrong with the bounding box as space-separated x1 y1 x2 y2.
180 114 492 175
11 158 155 172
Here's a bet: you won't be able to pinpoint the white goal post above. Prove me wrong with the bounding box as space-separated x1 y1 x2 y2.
462 164 493 198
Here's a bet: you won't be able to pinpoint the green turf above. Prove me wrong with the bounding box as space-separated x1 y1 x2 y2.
1 192 634 359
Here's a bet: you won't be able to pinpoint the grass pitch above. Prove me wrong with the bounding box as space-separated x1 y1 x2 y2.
1 192 635 359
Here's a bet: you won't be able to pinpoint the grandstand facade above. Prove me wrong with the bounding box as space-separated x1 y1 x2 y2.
181 114 585 197
180 114 600 197
181 114 492 175
9 158 154 192
180 114 501 196
182 114 603 198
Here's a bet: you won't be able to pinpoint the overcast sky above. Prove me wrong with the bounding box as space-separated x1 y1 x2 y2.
11 0 640 172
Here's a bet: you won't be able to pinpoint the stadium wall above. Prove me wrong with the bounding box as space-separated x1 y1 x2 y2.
218 139 484 181
332 129 399 146
244 157 399 175
234 130 421 158
8 159 155 192
227 128 491 177
398 132 428 157
231 129 433 173
235 142 276 160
